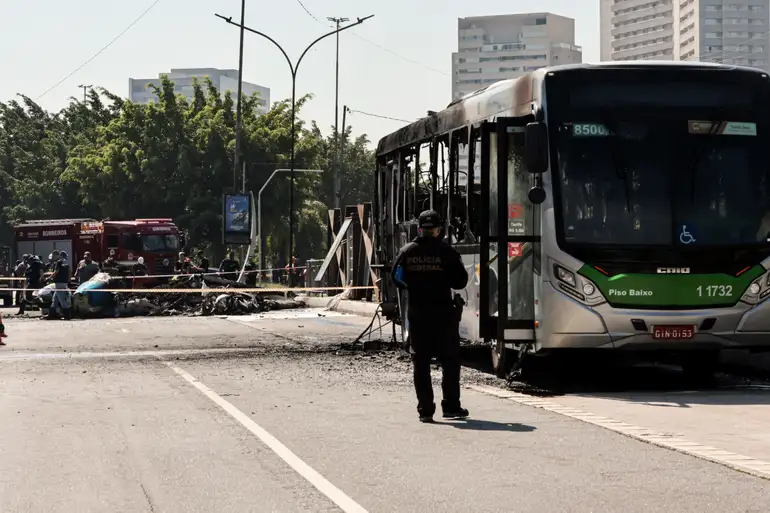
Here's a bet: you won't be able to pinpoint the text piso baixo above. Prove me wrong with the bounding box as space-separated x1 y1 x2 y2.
608 289 653 297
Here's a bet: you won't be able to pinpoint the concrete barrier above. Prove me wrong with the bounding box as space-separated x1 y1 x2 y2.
301 296 379 317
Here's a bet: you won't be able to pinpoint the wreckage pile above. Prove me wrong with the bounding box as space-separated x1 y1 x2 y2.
33 273 306 318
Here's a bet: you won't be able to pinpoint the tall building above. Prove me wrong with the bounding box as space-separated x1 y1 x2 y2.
129 68 271 114
600 0 769 70
452 13 583 101
451 13 582 185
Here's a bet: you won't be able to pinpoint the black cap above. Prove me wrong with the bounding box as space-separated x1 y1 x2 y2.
418 210 441 229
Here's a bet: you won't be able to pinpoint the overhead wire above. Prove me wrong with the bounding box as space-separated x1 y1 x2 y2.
36 0 163 101
346 109 412 123
292 0 448 77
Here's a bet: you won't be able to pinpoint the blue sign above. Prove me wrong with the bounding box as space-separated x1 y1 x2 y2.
224 194 251 234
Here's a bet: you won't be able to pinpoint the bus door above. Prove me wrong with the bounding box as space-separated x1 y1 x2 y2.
479 118 538 372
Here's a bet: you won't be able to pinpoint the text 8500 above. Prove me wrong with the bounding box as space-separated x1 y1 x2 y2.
696 285 733 297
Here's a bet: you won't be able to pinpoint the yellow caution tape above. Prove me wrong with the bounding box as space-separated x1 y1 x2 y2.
1 285 376 294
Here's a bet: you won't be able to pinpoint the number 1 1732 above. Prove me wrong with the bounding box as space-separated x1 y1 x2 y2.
696 285 733 297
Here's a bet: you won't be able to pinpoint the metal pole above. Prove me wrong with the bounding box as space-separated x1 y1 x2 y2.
234 0 246 193
258 169 322 282
338 105 347 203
288 75 297 286
327 17 348 210
334 25 340 210
78 84 91 103
257 169 279 283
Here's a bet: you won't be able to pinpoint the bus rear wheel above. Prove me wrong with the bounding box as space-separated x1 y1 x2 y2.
491 340 516 378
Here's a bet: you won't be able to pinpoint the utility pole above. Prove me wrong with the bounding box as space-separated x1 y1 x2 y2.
77 84 92 103
233 0 247 193
327 17 348 210
337 105 348 206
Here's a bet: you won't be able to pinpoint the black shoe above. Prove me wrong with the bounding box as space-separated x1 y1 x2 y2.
418 402 435 423
442 407 469 419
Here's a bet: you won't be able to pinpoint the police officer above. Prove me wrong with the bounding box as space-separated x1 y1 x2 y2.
391 210 470 423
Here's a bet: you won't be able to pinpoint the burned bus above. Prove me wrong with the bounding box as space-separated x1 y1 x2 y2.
374 61 770 378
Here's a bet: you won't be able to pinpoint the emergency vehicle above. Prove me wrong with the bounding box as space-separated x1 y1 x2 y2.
13 218 184 276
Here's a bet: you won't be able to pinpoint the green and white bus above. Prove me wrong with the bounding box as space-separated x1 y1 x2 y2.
373 62 770 378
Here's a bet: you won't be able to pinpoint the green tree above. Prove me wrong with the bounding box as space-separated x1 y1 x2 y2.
0 76 375 270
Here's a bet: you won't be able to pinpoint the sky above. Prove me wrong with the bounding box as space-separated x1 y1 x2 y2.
0 0 599 148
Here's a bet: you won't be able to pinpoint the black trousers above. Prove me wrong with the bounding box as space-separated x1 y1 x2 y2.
409 319 462 416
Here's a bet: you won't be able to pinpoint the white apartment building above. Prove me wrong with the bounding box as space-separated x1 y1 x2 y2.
129 68 271 114
600 0 769 70
451 13 582 185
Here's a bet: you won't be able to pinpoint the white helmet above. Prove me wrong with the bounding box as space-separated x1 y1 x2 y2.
137 256 145 265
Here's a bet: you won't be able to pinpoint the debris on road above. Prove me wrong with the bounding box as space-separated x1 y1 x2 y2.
28 273 306 318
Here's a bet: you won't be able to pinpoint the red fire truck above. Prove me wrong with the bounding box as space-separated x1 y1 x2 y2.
13 218 184 276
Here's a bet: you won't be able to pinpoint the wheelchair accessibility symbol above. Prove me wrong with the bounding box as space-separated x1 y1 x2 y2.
680 225 696 245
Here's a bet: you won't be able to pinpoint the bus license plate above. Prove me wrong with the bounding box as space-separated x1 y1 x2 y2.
652 325 695 340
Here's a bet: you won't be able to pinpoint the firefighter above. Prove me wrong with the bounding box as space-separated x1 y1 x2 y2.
75 251 100 285
391 209 470 423
218 251 239 281
13 255 28 306
132 256 148 277
18 255 43 315
103 249 118 275
50 250 72 320
196 250 210 274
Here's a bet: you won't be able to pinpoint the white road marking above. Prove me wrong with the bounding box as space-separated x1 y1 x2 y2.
0 347 267 362
162 359 369 513
469 384 770 481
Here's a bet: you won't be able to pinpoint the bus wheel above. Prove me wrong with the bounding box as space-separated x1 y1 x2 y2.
681 351 720 383
491 340 516 378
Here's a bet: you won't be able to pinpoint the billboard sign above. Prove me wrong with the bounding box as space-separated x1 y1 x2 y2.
223 194 252 245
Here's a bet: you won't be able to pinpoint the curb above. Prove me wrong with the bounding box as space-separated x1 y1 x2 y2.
301 296 379 317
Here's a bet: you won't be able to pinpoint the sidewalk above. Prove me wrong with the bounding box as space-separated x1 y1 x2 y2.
300 295 379 317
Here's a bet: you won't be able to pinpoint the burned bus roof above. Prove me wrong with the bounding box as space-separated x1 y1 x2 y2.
375 60 766 158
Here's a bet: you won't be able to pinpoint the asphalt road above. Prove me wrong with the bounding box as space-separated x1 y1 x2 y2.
2 309 770 513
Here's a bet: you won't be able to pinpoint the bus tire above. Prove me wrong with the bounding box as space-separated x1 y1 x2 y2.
491 340 515 378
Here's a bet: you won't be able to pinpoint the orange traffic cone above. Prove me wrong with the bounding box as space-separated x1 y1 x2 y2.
0 312 6 345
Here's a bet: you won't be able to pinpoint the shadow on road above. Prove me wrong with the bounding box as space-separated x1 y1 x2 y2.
435 419 537 432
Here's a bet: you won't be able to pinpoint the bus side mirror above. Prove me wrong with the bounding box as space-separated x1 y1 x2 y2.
525 122 549 174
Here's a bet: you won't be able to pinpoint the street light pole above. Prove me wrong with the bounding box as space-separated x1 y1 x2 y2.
233 0 247 194
327 16 348 211
215 13 373 284
257 169 323 282
77 84 92 103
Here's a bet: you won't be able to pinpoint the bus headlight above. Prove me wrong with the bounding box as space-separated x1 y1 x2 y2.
553 264 576 288
742 274 769 305
582 283 595 296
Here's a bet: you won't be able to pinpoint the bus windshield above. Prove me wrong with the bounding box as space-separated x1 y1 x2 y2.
141 234 180 252
556 120 770 247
